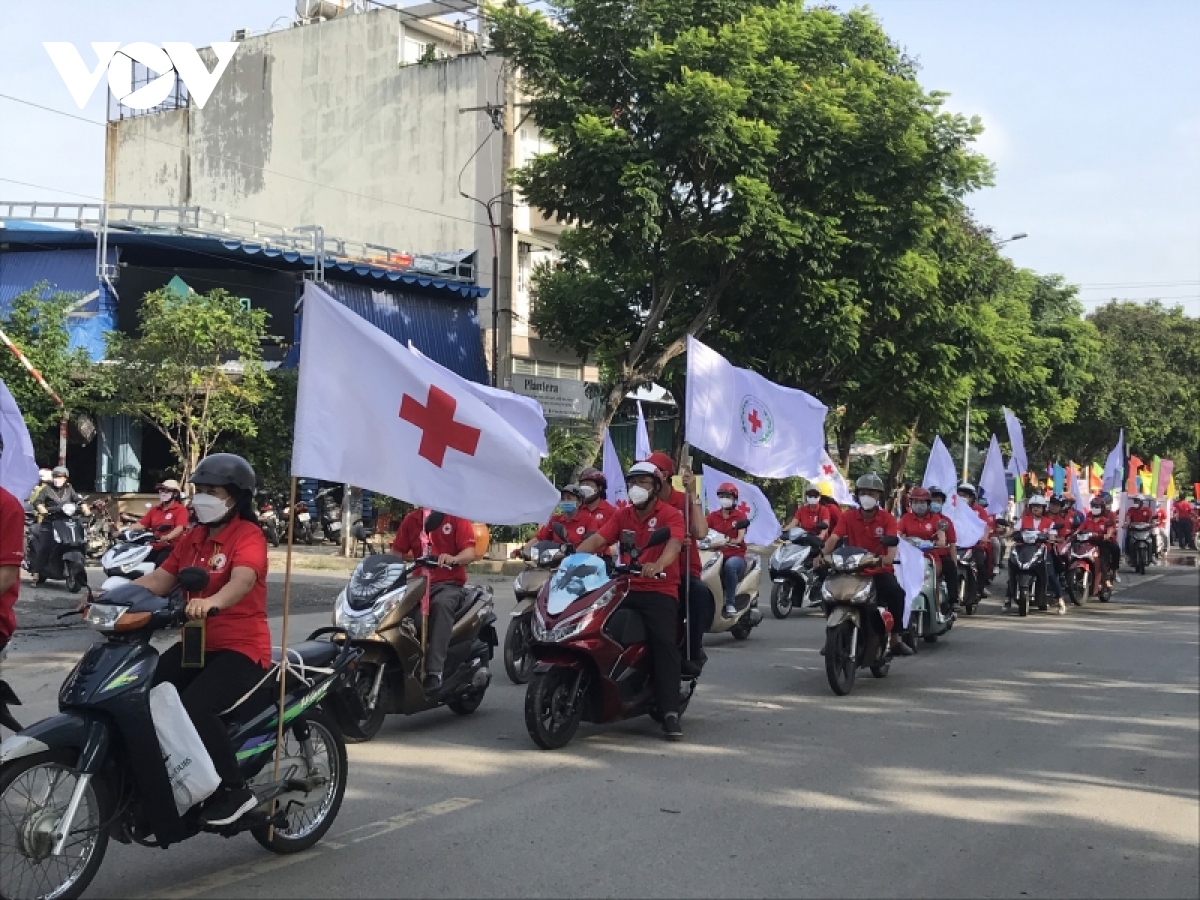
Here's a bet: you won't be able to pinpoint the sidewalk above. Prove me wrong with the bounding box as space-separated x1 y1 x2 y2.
266 546 528 576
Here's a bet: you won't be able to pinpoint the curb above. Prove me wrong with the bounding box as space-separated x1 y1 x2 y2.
265 552 524 577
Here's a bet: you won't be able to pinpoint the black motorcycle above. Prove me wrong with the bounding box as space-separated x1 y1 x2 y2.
315 487 343 545
956 546 980 615
30 503 89 593
1007 528 1051 616
767 527 826 618
0 568 360 900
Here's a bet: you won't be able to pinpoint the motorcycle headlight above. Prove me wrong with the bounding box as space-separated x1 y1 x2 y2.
86 603 126 631
337 587 404 639
820 582 834 602
850 581 874 604
531 609 550 641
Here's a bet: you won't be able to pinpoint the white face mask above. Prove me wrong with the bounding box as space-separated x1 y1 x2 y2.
191 493 232 524
719 497 735 509
859 495 879 511
159 492 175 504
911 501 929 515
579 485 597 501
52 477 66 488
627 486 652 507
805 496 820 506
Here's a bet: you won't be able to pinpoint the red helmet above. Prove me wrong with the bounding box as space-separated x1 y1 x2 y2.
578 467 607 499
646 451 675 477
716 482 739 499
908 486 932 503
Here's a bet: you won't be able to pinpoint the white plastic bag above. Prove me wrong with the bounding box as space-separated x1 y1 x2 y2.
149 683 222 815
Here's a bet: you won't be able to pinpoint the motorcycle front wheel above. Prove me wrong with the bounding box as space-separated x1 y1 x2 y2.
525 667 584 750
1017 587 1029 617
824 621 857 696
66 567 86 594
0 749 112 900
336 664 387 743
770 582 793 619
252 708 346 854
503 616 534 684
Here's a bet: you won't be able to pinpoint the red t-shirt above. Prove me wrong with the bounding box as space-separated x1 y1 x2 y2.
1173 501 1192 520
585 499 618 531
1077 514 1114 539
897 511 956 558
140 500 188 539
595 500 686 599
820 501 842 530
831 508 899 573
163 516 271 667
1017 514 1060 535
705 511 746 559
791 503 833 533
536 509 595 544
662 487 702 577
971 505 994 544
0 486 24 644
391 510 476 586
1125 506 1152 525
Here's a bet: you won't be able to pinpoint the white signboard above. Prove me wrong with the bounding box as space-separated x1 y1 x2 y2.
513 375 588 420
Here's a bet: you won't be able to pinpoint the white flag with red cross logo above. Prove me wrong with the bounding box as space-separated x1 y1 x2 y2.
291 283 560 525
685 336 828 479
601 427 630 509
700 463 782 546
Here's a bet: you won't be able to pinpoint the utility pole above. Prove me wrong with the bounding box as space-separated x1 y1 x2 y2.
962 397 971 483
497 69 515 390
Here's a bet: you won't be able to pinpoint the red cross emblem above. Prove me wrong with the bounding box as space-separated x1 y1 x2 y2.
747 409 763 433
821 462 836 477
399 385 481 467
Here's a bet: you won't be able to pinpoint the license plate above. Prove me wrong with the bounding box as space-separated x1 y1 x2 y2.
298 513 311 522
329 522 341 532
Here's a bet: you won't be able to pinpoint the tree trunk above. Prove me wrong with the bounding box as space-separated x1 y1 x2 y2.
885 418 920 494
836 425 856 472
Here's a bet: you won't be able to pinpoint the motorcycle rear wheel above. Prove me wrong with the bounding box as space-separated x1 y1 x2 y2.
824 622 857 696
252 709 346 854
770 582 794 619
0 749 112 900
525 667 584 750
1017 589 1029 617
503 616 534 684
447 690 485 715
730 623 752 640
66 568 86 594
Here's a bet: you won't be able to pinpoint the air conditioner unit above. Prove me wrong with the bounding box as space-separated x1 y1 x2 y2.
231 28 251 41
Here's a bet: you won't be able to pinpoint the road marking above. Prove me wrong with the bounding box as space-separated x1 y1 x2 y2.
142 798 479 899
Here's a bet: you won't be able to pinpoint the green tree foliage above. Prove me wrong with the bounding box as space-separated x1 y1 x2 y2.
492 0 989 458
93 288 269 483
0 286 91 462
219 367 298 491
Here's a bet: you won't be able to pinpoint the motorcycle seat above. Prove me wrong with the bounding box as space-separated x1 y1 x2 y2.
272 639 340 670
605 608 648 647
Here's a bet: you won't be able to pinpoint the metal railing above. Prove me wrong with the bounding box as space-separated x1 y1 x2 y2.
0 201 475 283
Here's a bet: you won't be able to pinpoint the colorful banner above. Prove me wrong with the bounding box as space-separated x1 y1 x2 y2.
1089 463 1104 494
1052 463 1066 494
1156 459 1174 500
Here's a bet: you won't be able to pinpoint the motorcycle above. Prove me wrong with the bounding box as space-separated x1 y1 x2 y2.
698 523 763 640
1008 529 1052 616
820 536 901 696
82 498 119 560
767 526 827 618
31 504 89 593
282 498 315 546
315 487 343 545
0 568 358 900
327 552 498 743
901 539 954 649
1065 530 1112 605
955 545 981 615
257 491 281 547
523 528 696 750
1127 522 1154 575
504 539 569 684
99 526 170 590
0 641 20 732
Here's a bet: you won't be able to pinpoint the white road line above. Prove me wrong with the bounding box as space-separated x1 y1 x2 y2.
141 798 479 899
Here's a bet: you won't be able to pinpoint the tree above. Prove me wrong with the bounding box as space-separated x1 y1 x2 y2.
0 286 91 463
94 288 270 483
492 0 989 458
219 367 298 491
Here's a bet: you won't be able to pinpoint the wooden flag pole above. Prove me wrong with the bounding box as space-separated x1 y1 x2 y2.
267 475 299 841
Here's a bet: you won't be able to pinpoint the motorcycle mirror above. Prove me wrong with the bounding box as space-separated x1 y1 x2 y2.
879 535 900 548
423 511 446 533
177 566 210 593
619 529 636 553
646 527 672 548
551 521 569 542
937 521 948 532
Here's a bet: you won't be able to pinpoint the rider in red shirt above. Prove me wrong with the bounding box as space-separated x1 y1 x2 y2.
138 479 190 564
0 486 24 650
514 485 595 555
1012 495 1066 612
898 486 959 614
786 485 834 536
706 482 748 619
578 468 617 531
823 473 911 656
957 483 995 593
1076 503 1118 588
578 461 686 740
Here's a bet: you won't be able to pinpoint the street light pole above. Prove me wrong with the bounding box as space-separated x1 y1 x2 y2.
995 232 1028 248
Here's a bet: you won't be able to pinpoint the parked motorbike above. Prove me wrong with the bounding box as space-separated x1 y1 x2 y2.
901 538 954 649
1127 522 1154 575
281 498 315 545
767 526 826 618
523 528 696 750
1008 529 1052 616
326 552 498 743
1065 530 1112 605
257 491 281 547
820 536 901 696
504 539 569 684
100 526 169 590
315 487 343 545
31 504 89 593
698 523 763 640
955 545 981 615
0 568 358 900
83 497 119 560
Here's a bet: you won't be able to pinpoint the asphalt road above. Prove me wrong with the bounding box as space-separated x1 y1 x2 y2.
3 564 1198 899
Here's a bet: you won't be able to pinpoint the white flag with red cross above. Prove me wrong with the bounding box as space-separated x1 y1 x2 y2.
685 336 827 479
601 427 629 509
291 283 560 525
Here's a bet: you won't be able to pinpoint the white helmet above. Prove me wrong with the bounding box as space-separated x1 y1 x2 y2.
38 468 52 483
957 482 977 497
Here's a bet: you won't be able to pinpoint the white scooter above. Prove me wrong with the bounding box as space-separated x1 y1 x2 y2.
698 526 764 640
99 525 168 590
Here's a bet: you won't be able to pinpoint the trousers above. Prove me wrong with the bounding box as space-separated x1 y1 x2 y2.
624 591 681 715
425 582 469 677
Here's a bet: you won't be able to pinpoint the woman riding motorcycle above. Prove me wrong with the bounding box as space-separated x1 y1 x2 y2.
134 453 271 828
135 479 190 564
706 482 748 619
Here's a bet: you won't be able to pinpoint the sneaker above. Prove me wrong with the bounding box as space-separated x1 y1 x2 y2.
422 673 443 694
1057 598 1067 615
891 640 914 657
723 605 737 619
981 586 991 598
662 712 683 741
200 786 257 827
1114 573 1122 584
681 658 704 679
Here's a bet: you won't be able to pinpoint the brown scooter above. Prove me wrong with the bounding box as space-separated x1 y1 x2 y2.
698 520 764 640
324 552 498 742
504 539 570 684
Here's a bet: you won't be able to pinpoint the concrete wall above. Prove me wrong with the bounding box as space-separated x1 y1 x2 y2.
106 8 502 319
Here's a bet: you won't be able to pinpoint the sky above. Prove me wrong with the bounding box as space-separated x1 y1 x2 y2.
1 0 1197 312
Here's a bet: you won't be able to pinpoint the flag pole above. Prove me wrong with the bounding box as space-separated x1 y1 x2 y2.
681 443 692 665
961 397 970 483
267 475 298 841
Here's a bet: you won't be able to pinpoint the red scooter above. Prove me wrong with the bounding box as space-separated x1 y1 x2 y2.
1065 530 1112 604
523 527 696 749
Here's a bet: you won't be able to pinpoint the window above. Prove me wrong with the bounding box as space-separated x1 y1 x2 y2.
512 358 581 380
517 242 531 294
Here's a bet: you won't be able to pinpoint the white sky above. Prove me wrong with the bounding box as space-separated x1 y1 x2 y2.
1 0 1197 312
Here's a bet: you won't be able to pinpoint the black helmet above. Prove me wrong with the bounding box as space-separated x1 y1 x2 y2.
189 453 256 492
560 484 585 502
